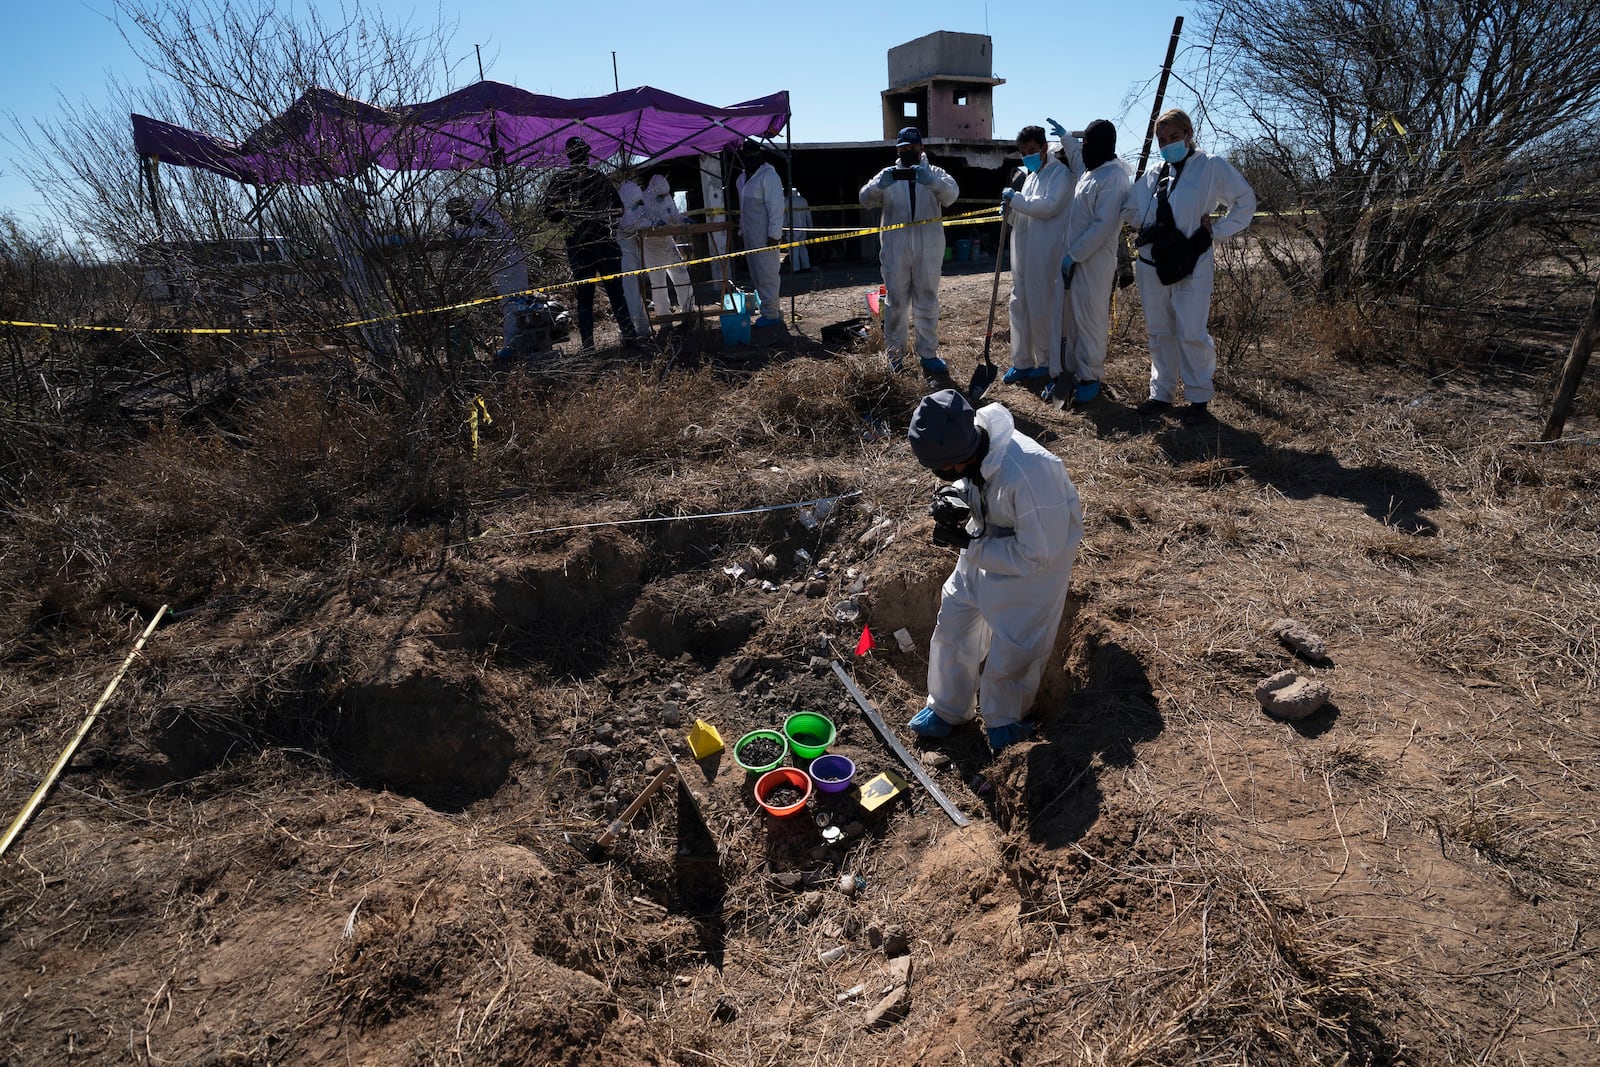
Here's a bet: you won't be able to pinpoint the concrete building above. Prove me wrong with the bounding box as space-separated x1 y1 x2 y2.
881 31 1005 143
655 31 1022 276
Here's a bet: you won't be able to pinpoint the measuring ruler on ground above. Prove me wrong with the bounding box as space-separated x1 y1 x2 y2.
831 660 971 827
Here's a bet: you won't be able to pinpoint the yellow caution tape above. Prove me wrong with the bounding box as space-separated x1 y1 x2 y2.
467 394 491 458
0 208 999 337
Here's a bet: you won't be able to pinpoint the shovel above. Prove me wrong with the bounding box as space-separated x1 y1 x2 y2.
969 209 1011 404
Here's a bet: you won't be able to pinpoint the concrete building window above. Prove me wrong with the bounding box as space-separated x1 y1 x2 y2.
953 91 969 107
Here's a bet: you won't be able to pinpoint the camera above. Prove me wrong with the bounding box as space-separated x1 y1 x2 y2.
893 167 918 181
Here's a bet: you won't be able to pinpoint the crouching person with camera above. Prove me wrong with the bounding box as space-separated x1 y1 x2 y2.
907 390 1084 754
1123 108 1255 425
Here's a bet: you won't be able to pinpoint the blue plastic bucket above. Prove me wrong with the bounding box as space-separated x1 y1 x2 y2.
955 238 973 261
720 312 751 346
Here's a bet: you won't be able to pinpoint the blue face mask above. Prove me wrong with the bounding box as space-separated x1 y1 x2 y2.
1159 140 1189 164
1022 152 1042 173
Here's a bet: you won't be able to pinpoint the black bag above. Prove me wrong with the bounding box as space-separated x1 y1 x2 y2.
1136 164 1212 286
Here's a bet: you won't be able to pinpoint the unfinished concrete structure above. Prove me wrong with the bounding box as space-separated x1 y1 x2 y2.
881 31 1005 142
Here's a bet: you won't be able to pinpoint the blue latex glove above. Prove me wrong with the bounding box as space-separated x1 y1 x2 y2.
1061 253 1074 272
915 163 934 186
1047 118 1067 141
1001 188 1017 203
876 169 896 190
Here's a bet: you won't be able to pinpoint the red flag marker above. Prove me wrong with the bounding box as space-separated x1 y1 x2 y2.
854 626 876 656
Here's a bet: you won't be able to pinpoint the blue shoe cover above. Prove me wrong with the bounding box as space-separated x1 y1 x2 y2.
919 356 949 375
1001 366 1026 386
753 317 784 329
985 720 1036 753
1024 366 1051 381
908 706 955 738
1074 380 1101 403
887 351 904 373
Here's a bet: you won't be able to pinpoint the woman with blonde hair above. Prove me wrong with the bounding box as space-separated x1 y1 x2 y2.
1122 108 1256 424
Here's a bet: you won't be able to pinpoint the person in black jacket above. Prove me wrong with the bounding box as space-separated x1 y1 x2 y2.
544 136 639 349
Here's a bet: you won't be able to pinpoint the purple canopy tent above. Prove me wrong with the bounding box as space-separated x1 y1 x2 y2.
131 81 791 188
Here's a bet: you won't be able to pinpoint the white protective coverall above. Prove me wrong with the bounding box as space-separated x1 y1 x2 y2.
1121 149 1255 402
1060 159 1132 384
735 161 785 319
785 188 813 271
331 191 397 356
615 180 653 337
643 174 693 313
451 198 529 352
926 402 1085 729
858 155 960 365
1007 138 1082 373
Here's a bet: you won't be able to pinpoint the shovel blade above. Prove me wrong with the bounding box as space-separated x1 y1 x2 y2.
968 362 998 404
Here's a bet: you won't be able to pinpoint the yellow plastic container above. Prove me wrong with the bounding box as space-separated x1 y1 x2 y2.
686 719 725 760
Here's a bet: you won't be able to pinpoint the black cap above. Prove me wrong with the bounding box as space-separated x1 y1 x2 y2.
896 126 924 147
908 390 981 469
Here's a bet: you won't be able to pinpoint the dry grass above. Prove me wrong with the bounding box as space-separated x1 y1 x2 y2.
2 252 1599 1066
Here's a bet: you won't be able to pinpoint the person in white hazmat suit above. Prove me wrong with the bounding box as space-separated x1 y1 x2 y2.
1122 107 1256 424
785 188 812 272
1055 120 1132 405
905 389 1085 754
858 126 961 374
1001 123 1081 386
642 174 694 316
614 178 654 339
447 195 530 357
331 187 398 358
734 139 786 328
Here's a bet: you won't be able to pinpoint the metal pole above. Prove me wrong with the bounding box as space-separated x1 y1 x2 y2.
1136 16 1184 180
785 118 795 327
612 52 620 93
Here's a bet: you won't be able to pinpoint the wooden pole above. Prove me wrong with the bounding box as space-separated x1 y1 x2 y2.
1541 272 1600 441
0 605 168 859
593 767 675 849
1136 17 1185 181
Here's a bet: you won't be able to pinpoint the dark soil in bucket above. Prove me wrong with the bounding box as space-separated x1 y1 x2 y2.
739 737 783 767
790 732 827 749
764 784 807 808
815 771 847 783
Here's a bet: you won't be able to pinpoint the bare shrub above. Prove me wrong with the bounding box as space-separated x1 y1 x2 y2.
1210 231 1291 366
1198 0 1600 304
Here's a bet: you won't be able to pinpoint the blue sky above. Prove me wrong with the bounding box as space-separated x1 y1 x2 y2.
1 1 1201 226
